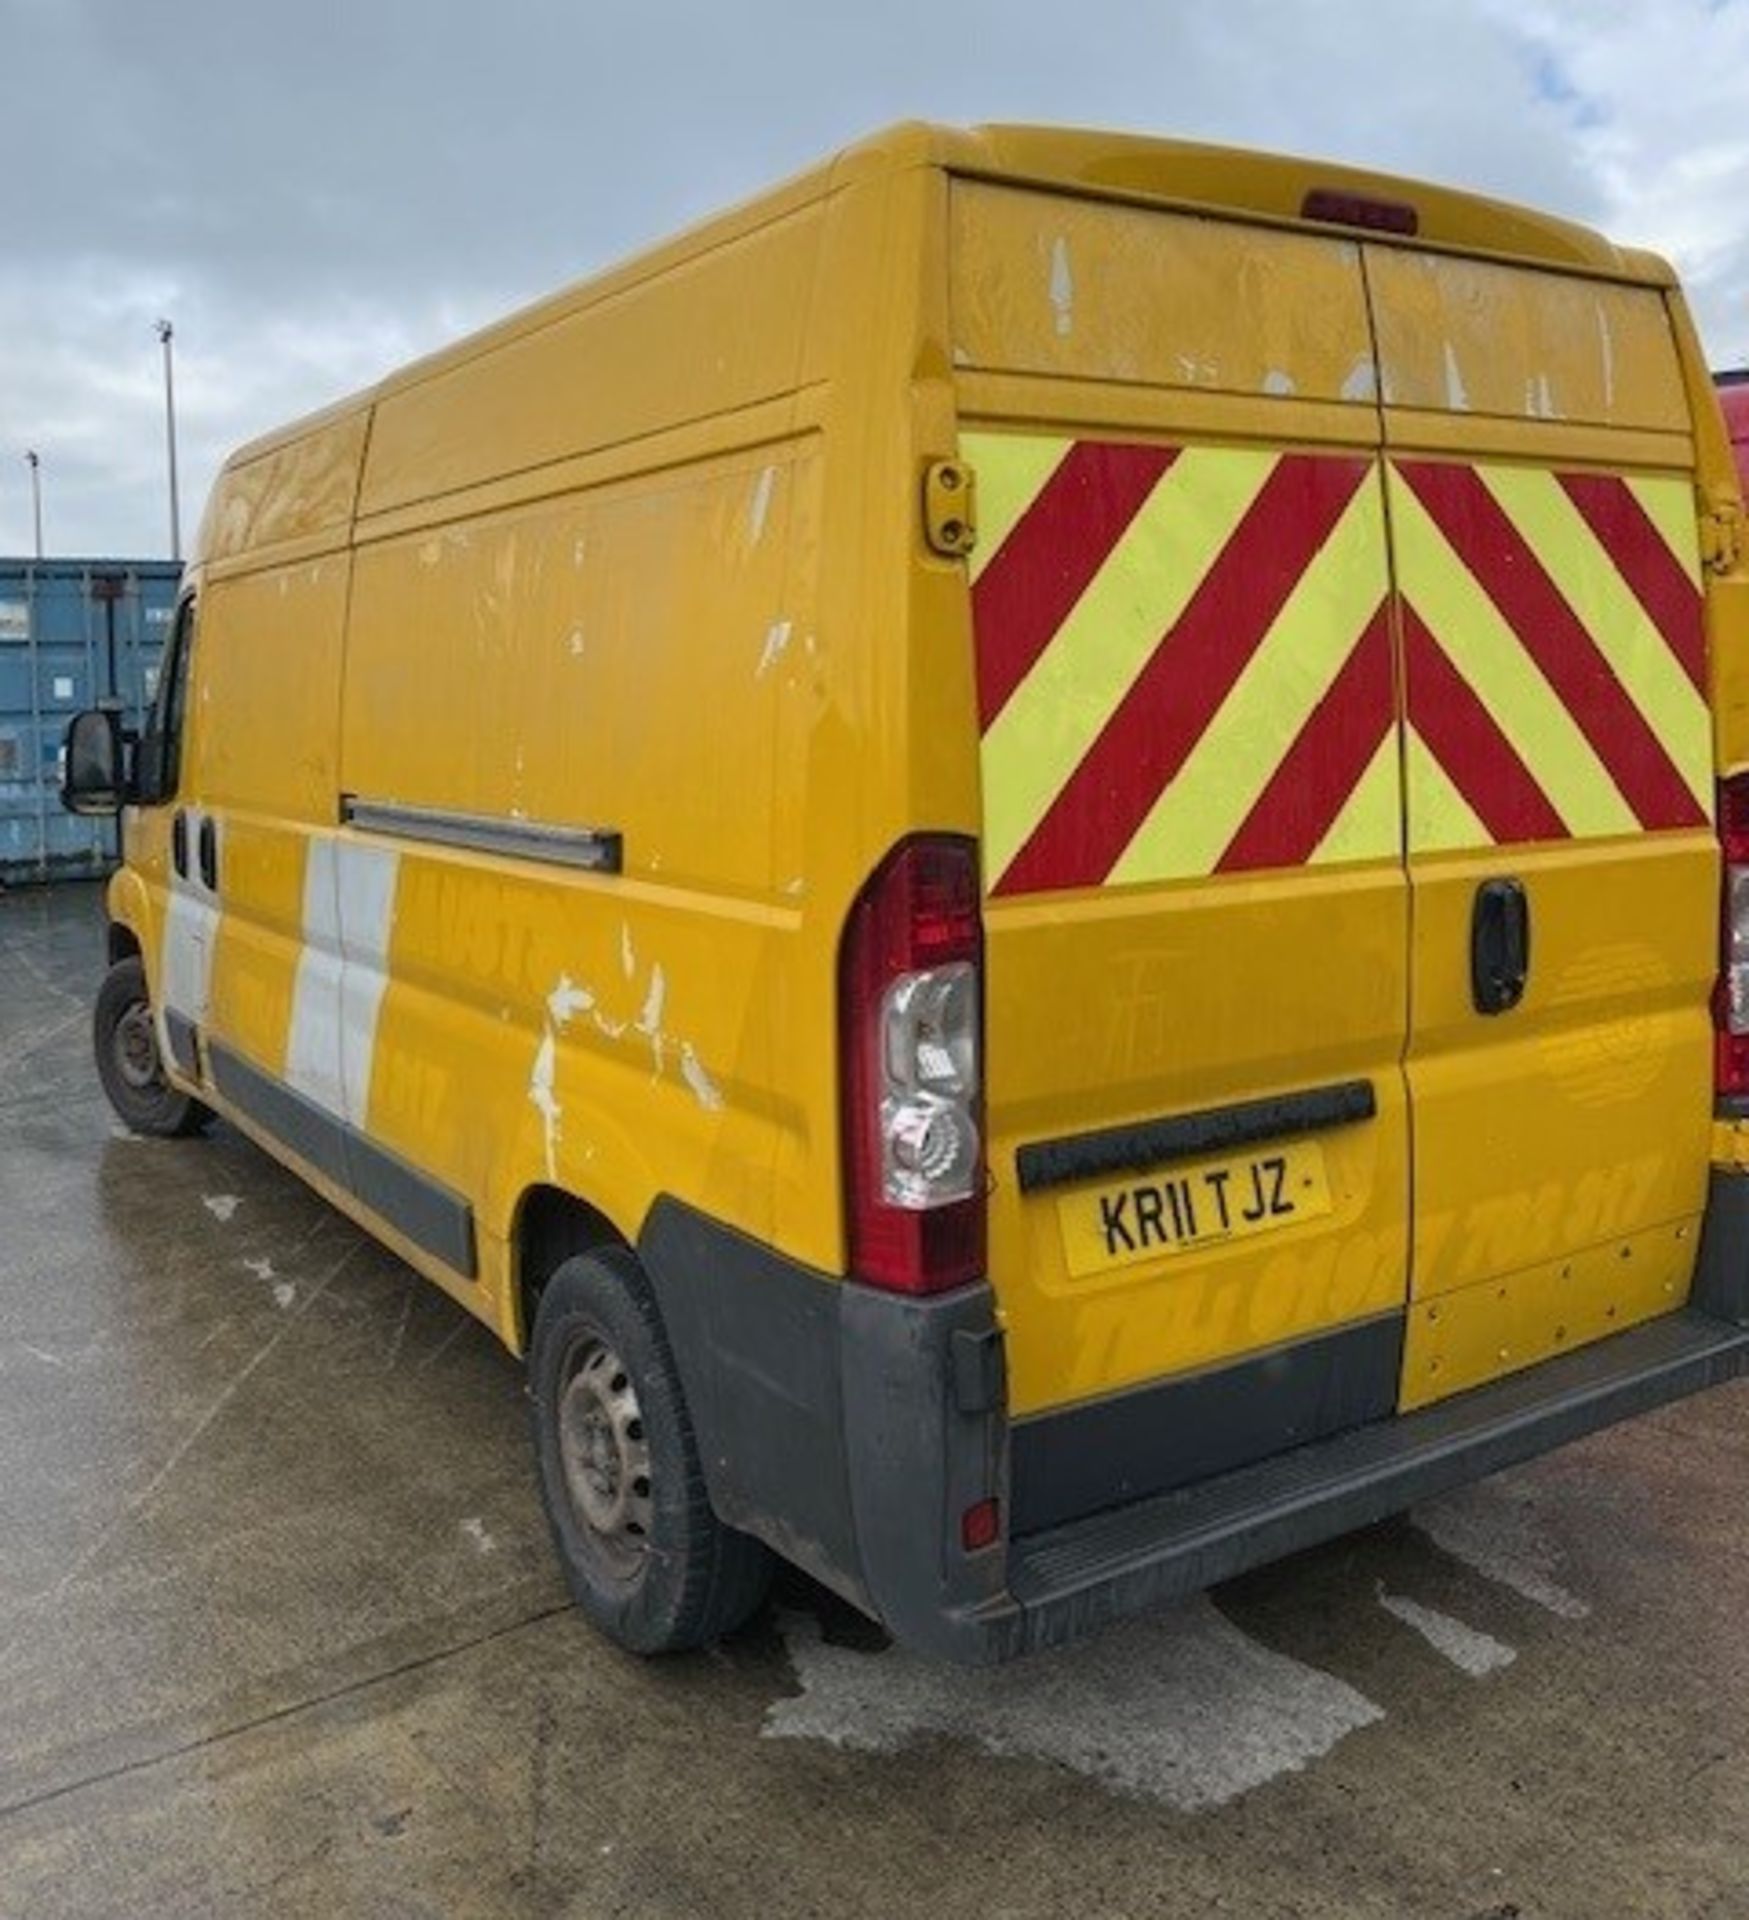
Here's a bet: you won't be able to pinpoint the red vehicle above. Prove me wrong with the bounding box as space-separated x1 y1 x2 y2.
1722 370 1749 491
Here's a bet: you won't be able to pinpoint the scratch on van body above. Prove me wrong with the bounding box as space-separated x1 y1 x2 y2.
1341 356 1378 403
547 976 594 1025
1262 369 1296 396
1597 306 1615 409
749 465 777 543
1442 341 1470 411
1048 236 1074 337
567 627 585 657
529 1031 562 1181
756 618 793 678
636 964 667 1074
1525 372 1560 419
680 1043 724 1113
620 924 636 980
530 977 594 1181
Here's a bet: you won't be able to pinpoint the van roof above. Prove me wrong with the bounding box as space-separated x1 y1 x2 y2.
221 120 1671 472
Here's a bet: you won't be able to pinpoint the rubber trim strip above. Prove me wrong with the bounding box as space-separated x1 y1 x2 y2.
209 1040 477 1277
342 795 622 875
1015 1078 1377 1195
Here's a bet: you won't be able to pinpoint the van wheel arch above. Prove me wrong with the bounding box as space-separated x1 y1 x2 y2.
512 1184 629 1352
107 920 142 968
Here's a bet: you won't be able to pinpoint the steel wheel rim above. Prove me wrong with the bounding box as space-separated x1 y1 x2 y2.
557 1334 653 1582
114 1001 162 1093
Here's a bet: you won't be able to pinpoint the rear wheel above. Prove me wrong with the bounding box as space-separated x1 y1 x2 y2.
528 1247 774 1653
93 956 210 1138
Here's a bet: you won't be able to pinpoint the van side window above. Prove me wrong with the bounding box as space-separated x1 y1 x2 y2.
138 596 196 804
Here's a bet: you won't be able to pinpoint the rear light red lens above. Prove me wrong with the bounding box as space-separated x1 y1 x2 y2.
840 836 986 1294
1715 775 1749 1097
1301 188 1419 236
960 1496 1001 1553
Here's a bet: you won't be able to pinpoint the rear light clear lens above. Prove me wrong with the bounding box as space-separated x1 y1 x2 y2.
1715 777 1749 1096
841 838 986 1293
881 961 980 1206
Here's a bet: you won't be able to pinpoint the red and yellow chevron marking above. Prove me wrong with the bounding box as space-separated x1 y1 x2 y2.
965 432 1713 897
967 432 1398 896
1388 459 1711 852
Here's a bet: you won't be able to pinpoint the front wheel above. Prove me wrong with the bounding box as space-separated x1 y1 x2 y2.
528 1247 774 1654
93 956 211 1137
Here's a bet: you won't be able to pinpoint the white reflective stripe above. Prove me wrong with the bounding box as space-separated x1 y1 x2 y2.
285 839 346 1116
336 842 399 1127
159 806 218 1046
285 836 400 1128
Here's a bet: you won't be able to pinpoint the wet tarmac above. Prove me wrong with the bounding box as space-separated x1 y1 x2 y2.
3 881 1748 1918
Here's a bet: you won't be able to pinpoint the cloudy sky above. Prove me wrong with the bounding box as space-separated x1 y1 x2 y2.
4 0 1747 560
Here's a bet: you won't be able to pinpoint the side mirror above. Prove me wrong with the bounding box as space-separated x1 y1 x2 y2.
62 708 127 817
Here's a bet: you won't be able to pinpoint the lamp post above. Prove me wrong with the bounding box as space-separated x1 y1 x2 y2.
155 319 180 562
25 449 42 560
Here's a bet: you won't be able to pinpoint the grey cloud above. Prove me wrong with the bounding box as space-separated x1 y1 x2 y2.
2 0 1741 555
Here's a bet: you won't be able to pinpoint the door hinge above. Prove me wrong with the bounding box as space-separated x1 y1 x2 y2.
1702 497 1742 577
923 459 977 559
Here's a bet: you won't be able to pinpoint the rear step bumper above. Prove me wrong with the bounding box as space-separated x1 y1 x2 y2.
949 1307 1749 1665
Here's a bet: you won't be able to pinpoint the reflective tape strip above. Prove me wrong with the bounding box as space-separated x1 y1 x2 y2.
1110 479 1391 884
964 431 1712 896
972 440 1176 729
1389 472 1632 841
976 444 1280 884
285 834 399 1128
1485 467 1710 810
969 433 1396 896
1397 460 1706 834
1392 457 1710 851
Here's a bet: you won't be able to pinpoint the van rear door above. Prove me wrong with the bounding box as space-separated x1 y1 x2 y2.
951 183 1412 1532
1365 249 1716 1406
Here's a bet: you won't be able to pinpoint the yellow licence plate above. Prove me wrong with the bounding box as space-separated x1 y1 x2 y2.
1057 1140 1333 1278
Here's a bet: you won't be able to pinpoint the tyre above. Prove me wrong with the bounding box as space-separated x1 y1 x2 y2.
528 1246 774 1654
93 956 211 1138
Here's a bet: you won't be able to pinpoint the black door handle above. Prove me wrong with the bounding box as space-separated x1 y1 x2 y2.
171 809 188 880
1472 877 1529 1015
198 816 218 892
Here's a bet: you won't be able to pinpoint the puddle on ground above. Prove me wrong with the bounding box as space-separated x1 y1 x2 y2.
764 1594 1383 1809
1414 1480 1590 1620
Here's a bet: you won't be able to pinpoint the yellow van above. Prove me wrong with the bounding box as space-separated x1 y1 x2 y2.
64 123 1749 1662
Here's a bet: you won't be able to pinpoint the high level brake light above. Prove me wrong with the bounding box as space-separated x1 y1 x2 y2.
1715 776 1749 1098
1300 188 1419 236
840 837 986 1294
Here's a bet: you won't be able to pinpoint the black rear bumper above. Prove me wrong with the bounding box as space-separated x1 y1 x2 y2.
638 1169 1749 1667
991 1304 1749 1661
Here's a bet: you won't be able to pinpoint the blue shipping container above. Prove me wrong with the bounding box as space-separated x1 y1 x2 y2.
0 558 181 883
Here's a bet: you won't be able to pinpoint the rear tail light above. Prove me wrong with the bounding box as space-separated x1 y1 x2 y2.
840 836 986 1293
1717 776 1749 1097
